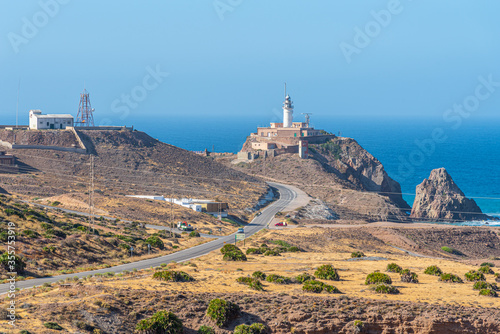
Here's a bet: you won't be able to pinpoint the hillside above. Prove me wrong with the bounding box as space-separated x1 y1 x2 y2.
0 129 268 226
221 137 410 222
4 224 500 333
0 195 207 281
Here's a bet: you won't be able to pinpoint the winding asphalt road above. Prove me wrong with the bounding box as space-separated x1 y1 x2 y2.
0 182 297 294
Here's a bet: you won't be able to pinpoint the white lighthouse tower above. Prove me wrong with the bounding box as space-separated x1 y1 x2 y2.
283 84 294 128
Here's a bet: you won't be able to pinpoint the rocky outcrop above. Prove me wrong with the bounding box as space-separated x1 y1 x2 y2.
293 199 338 220
411 168 487 221
311 138 411 211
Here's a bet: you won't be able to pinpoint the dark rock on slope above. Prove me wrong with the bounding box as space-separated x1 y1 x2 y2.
232 137 410 222
411 168 488 221
312 137 410 210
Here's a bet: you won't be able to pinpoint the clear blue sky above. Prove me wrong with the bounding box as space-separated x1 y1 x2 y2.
1 0 500 126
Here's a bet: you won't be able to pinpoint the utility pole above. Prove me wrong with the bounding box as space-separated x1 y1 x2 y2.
170 197 174 238
14 79 20 145
88 155 95 233
16 79 20 129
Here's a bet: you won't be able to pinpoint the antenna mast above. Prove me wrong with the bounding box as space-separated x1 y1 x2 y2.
76 89 95 127
284 82 287 98
302 113 313 127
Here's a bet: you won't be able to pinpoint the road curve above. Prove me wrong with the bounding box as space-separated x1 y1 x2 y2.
0 182 297 294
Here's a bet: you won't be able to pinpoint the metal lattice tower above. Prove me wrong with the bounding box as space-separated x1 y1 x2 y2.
76 89 95 127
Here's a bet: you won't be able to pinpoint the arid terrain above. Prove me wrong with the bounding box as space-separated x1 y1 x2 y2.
4 223 500 333
0 195 210 281
218 137 412 223
1 130 499 334
0 129 269 229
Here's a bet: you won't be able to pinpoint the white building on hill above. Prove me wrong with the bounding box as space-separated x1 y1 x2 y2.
29 110 74 130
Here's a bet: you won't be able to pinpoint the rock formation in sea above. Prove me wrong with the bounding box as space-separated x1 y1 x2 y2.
410 168 487 221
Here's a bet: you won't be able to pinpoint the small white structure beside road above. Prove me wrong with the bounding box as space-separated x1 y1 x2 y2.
126 195 228 217
29 110 74 130
126 195 203 213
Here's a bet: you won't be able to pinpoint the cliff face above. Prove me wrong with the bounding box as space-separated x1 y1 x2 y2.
311 138 410 210
410 168 487 221
231 137 410 222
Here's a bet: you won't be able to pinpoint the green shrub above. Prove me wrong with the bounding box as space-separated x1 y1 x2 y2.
318 140 342 159
43 245 56 253
314 265 340 281
135 310 183 333
424 265 442 276
480 262 495 268
287 246 301 252
0 252 26 274
295 272 315 283
246 248 261 255
236 277 263 291
478 266 495 275
146 235 165 250
386 263 402 273
400 269 419 283
252 271 266 280
351 251 365 258
370 283 400 294
441 246 463 255
365 272 392 285
353 320 364 330
473 281 498 291
43 322 63 330
20 330 32 334
206 298 240 327
271 240 291 248
189 231 200 238
464 270 486 282
439 273 463 283
266 274 292 284
263 249 281 256
221 244 240 254
4 208 24 218
302 280 340 294
479 289 498 297
221 245 247 261
152 270 194 282
198 325 215 334
40 222 53 230
223 251 247 261
234 323 267 334
22 230 40 238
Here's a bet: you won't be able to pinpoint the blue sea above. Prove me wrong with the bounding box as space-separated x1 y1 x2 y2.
128 115 500 221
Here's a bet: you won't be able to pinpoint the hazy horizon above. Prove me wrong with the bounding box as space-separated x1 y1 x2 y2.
1 1 500 126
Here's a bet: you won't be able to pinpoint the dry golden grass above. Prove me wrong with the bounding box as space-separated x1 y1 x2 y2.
3 225 500 333
20 227 500 308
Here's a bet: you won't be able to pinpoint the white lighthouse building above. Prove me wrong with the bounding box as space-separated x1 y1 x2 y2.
283 94 294 127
